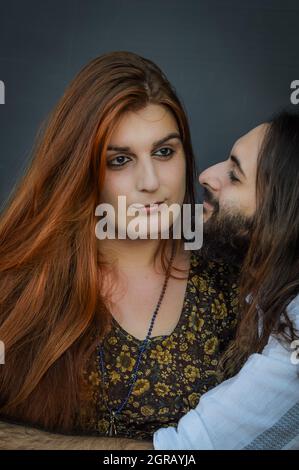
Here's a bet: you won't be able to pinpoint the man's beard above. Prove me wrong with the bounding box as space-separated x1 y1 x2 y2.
201 188 254 267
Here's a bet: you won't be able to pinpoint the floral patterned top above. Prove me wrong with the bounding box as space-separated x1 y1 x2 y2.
76 251 239 440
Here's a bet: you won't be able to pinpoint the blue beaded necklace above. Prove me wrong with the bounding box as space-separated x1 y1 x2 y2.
97 243 175 437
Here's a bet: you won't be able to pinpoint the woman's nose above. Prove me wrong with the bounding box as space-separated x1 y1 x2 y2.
136 160 160 193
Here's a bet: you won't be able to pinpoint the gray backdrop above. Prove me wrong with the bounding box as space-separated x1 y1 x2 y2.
0 0 299 204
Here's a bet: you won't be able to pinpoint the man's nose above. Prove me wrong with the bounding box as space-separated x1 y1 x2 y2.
198 162 224 193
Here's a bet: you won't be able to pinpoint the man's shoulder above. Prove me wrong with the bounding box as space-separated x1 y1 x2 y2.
286 293 299 331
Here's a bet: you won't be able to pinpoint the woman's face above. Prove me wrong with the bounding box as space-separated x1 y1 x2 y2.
100 103 186 238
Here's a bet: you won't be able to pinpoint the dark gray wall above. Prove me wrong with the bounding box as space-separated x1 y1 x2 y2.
0 0 299 204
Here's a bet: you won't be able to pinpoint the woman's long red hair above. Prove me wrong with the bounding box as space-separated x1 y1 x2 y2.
0 51 196 431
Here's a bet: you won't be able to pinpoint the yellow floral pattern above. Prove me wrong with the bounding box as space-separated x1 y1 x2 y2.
76 251 239 439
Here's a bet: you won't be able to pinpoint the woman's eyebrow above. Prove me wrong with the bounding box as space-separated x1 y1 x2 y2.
107 144 131 152
151 132 181 148
107 132 182 152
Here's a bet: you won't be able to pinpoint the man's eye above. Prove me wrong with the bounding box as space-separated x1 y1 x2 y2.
155 147 174 158
107 155 131 168
228 170 240 183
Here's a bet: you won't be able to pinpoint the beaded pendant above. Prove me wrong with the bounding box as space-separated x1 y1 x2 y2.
107 410 118 437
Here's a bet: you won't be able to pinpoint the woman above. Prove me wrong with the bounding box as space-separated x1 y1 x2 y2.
0 51 239 440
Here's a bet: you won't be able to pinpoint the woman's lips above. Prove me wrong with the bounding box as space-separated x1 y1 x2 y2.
144 203 162 214
132 201 165 214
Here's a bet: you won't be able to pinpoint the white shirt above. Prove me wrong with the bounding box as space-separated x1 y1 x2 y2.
154 294 299 450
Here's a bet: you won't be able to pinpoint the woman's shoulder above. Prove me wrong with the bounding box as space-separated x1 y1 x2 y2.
188 250 240 317
190 250 240 292
186 250 240 346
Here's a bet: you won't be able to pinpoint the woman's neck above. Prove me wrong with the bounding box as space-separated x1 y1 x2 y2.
98 238 174 272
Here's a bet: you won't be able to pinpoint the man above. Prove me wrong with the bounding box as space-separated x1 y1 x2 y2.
154 116 299 449
1 117 298 449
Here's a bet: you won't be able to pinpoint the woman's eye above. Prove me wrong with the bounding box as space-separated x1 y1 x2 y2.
228 170 240 183
107 155 131 168
155 147 174 158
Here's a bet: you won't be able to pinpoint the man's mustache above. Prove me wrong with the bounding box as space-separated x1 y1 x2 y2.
202 187 219 211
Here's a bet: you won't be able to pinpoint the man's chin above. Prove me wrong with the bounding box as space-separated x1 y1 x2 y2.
200 212 253 268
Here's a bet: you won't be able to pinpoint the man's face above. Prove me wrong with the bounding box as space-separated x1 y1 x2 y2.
198 123 268 264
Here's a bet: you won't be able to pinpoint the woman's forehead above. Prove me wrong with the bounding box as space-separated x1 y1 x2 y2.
108 104 179 147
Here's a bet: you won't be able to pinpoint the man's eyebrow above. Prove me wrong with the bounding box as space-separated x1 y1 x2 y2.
230 154 246 178
107 132 182 152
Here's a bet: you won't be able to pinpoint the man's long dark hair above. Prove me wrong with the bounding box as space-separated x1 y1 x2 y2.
220 110 299 377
